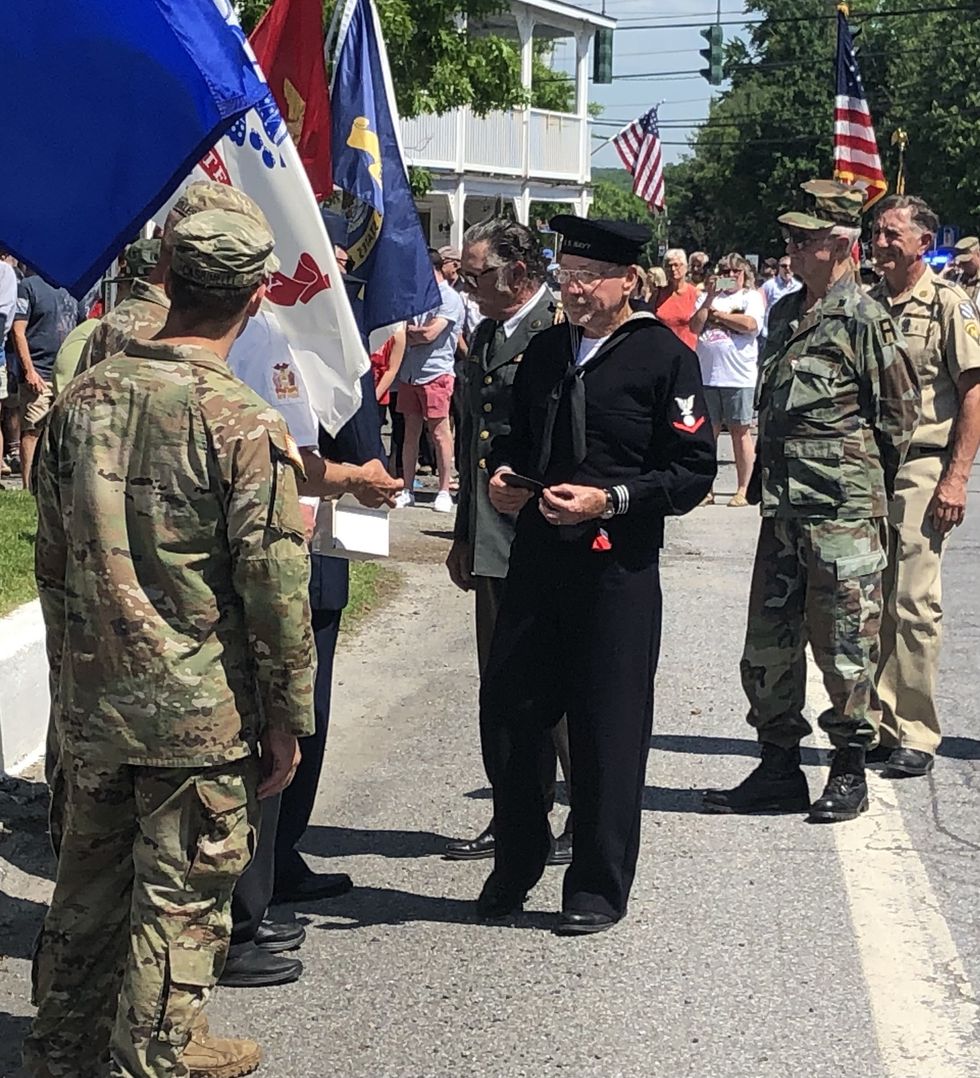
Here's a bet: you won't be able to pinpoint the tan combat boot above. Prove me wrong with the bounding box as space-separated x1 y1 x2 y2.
182 1013 262 1078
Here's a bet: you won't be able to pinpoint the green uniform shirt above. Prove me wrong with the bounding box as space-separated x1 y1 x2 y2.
35 338 315 767
758 274 919 520
74 279 170 378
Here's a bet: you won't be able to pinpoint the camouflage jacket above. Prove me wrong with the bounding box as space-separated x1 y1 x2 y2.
757 274 919 520
74 279 170 378
35 339 314 767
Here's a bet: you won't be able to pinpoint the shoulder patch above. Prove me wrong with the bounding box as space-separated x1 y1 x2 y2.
959 301 979 321
878 318 898 347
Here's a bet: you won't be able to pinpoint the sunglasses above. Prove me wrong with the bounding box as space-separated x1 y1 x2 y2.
460 265 497 289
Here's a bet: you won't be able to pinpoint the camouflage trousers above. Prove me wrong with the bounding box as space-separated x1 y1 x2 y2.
23 750 258 1078
740 517 888 749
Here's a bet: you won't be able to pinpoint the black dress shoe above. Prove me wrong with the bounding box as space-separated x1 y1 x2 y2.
865 744 897 766
547 830 573 866
555 910 618 936
272 872 353 904
475 872 526 918
885 747 935 776
254 920 306 953
444 822 495 861
219 944 302 988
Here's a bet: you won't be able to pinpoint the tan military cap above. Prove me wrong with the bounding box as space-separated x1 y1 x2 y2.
954 235 979 263
170 209 277 289
778 179 867 232
172 180 272 233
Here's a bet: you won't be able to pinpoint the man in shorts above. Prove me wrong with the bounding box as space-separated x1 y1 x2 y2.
394 250 464 513
10 268 80 487
689 252 765 507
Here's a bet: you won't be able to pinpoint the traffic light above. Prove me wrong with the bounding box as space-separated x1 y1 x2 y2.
699 24 723 86
593 27 613 85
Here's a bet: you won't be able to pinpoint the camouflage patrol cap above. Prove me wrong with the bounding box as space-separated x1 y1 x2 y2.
778 179 866 232
170 209 277 289
122 238 161 279
172 181 273 231
954 235 979 263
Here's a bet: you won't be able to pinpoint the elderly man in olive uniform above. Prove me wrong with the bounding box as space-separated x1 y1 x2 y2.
25 210 314 1078
704 180 919 822
951 235 980 305
444 218 572 863
869 197 980 775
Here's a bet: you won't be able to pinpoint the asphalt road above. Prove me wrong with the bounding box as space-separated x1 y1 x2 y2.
1 446 978 1077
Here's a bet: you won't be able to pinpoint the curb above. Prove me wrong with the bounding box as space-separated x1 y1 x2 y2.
0 599 49 775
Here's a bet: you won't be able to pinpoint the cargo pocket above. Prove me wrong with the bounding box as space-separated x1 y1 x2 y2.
785 355 839 415
835 548 888 580
785 438 846 511
185 773 254 889
832 546 887 650
153 942 217 1045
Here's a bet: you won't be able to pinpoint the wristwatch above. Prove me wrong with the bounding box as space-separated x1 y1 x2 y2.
600 489 616 520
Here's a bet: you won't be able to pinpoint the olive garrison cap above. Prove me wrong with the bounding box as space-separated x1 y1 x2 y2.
122 238 161 279
170 209 277 289
550 215 651 265
778 179 866 232
954 235 979 263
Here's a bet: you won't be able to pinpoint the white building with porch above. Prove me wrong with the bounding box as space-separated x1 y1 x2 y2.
399 0 615 249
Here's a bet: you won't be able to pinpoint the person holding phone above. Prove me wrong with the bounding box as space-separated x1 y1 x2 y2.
689 253 765 507
475 215 716 935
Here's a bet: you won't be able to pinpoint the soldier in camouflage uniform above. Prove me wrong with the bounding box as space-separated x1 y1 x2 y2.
74 180 272 377
950 235 980 305
25 210 314 1078
704 180 919 823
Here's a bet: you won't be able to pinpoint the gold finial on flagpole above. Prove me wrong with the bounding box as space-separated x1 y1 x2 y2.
891 129 909 195
837 3 850 16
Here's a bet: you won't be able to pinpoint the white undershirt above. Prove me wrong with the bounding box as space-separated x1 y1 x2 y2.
575 333 610 367
501 284 550 339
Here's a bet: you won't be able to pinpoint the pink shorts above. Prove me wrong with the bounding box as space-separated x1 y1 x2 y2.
396 373 455 420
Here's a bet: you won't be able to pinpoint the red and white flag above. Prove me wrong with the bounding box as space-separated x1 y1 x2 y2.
613 107 665 213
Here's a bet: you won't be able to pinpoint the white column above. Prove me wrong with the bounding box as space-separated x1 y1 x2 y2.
515 7 535 179
451 178 466 249
514 188 531 225
575 31 591 186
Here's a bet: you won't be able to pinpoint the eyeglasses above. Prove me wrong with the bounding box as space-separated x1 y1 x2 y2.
554 267 620 286
778 262 792 270
460 265 497 289
782 229 828 250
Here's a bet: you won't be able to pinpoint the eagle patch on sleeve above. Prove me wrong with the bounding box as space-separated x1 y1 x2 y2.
671 395 706 434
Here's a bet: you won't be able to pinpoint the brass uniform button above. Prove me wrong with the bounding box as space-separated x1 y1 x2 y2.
478 458 487 469
483 403 492 413
480 430 490 440
484 375 493 385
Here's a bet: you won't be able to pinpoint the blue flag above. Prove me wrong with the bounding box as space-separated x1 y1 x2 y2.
0 0 270 297
331 0 440 333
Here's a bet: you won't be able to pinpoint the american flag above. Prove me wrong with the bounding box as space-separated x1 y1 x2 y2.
833 10 887 207
613 107 665 213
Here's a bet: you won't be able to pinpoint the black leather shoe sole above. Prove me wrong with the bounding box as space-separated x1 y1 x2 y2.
219 956 303 988
554 912 618 936
443 842 496 861
702 794 811 815
807 796 869 823
884 751 934 777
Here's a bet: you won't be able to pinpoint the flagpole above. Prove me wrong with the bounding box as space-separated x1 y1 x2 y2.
892 128 908 194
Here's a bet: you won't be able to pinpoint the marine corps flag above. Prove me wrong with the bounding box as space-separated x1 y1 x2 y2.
251 0 333 200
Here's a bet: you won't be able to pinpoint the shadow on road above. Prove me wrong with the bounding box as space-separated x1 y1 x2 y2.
300 825 448 860
0 775 55 883
937 736 980 760
280 885 555 932
650 733 826 767
0 1011 32 1076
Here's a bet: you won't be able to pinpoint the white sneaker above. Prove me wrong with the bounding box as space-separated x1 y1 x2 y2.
393 490 415 509
432 491 454 513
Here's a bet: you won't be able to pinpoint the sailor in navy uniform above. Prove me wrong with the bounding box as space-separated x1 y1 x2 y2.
477 215 716 934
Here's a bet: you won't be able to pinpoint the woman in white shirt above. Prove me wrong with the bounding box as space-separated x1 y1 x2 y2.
688 252 764 507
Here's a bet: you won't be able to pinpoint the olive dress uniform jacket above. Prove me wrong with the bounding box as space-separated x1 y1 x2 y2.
454 289 559 578
490 312 717 566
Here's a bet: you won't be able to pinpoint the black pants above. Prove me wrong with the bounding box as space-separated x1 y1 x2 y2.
475 574 571 811
230 792 280 948
274 606 343 891
481 542 662 920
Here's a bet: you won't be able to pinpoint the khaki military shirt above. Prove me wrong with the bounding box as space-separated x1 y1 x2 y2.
758 275 918 520
34 339 314 767
871 267 980 449
74 278 170 378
